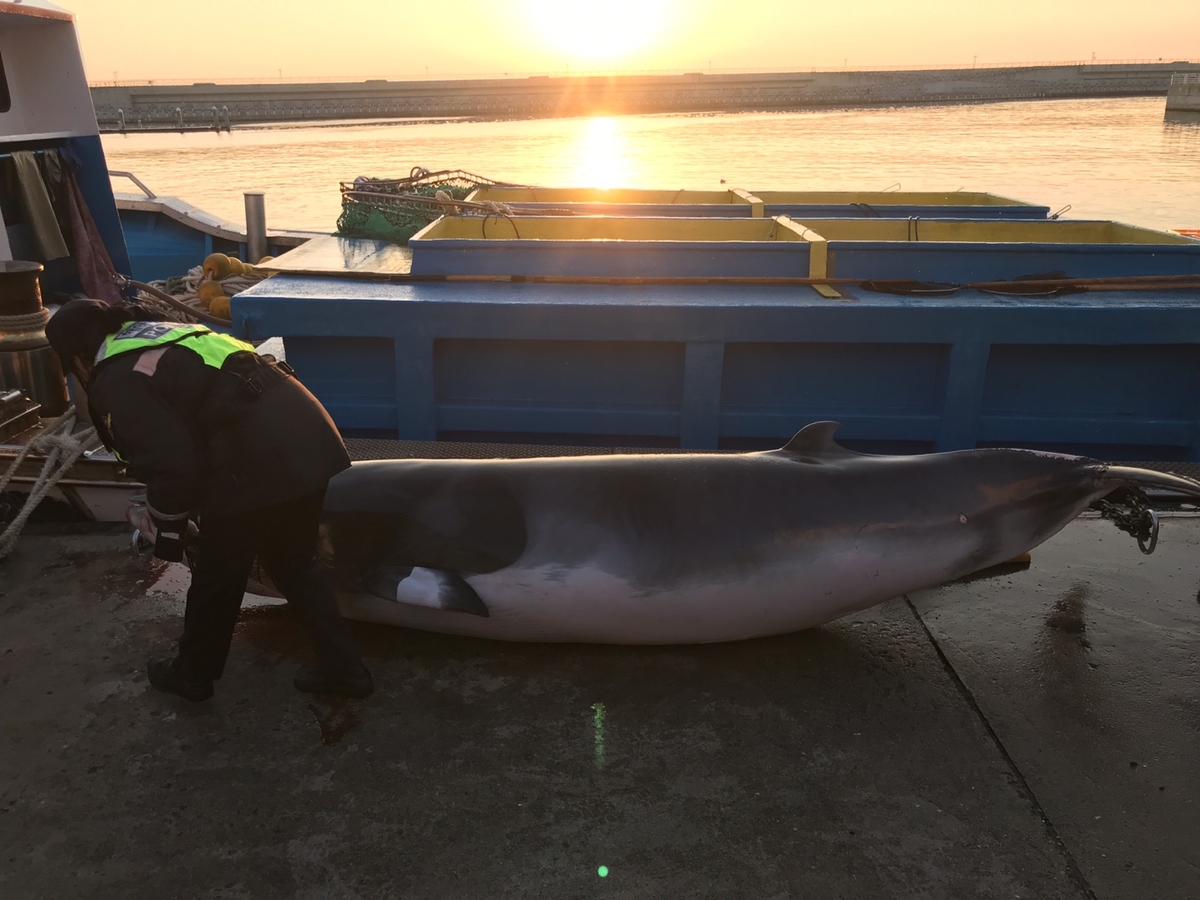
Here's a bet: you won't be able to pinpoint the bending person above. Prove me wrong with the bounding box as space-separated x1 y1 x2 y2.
46 300 373 702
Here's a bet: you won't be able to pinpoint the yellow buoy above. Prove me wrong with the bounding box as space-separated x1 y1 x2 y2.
226 258 249 276
208 296 231 320
197 280 228 309
202 253 232 281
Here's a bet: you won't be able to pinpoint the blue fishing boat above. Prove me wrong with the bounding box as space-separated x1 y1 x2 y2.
112 180 317 284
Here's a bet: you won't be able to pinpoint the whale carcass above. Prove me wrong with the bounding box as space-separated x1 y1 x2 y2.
320 422 1200 644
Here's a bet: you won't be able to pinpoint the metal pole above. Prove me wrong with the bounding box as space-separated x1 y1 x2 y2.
244 191 267 264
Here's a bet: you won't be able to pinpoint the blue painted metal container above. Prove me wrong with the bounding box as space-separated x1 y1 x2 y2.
814 219 1200 281
758 191 1051 220
465 187 764 218
409 217 815 278
234 270 1200 462
466 187 1051 220
409 216 1200 282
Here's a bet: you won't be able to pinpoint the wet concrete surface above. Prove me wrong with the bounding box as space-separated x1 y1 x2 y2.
0 519 1195 898
911 515 1200 900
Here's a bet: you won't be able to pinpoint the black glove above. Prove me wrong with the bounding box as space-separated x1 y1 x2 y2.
150 515 188 562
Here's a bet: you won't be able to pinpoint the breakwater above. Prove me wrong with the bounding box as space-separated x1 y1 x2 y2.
1167 74 1200 113
92 61 1200 133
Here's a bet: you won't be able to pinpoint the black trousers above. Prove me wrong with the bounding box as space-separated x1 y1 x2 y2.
177 489 363 681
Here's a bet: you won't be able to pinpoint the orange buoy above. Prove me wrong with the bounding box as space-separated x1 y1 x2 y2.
208 296 232 319
202 253 232 281
197 280 228 309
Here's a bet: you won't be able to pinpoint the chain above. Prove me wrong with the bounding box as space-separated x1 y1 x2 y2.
1091 486 1160 555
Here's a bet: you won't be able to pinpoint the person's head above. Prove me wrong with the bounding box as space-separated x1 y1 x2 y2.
45 300 166 384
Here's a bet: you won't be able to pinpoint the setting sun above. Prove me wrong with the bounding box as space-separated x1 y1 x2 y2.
523 0 676 63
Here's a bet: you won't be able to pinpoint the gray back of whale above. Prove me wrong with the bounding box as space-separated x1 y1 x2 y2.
321 422 1200 643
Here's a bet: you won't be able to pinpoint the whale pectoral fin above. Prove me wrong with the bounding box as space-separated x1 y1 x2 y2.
365 565 413 603
377 566 490 618
774 421 864 461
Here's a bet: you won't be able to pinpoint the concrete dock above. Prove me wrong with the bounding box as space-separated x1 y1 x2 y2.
92 61 1200 133
1167 74 1200 113
1 516 1197 898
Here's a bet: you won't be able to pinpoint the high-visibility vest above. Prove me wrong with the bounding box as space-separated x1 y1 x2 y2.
95 321 254 370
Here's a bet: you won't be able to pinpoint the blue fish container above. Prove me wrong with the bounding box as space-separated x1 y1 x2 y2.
466 187 1050 220
409 216 1200 282
408 216 816 278
465 187 765 218
235 269 1200 462
806 219 1200 281
757 190 1050 220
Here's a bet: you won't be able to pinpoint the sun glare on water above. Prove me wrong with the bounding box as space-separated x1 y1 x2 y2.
573 117 630 188
523 0 675 63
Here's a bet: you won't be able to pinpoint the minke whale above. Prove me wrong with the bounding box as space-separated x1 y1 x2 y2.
319 422 1200 644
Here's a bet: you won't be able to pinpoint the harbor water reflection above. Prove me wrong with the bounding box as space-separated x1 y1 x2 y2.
104 97 1200 232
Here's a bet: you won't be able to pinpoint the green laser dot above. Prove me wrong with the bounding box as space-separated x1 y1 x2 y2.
597 866 609 878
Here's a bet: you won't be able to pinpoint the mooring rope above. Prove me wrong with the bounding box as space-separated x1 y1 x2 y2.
120 265 263 327
0 406 100 560
0 308 52 332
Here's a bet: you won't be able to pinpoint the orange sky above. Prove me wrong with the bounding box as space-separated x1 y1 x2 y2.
62 0 1200 83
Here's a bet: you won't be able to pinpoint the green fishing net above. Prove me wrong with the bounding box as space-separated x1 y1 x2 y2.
336 171 493 244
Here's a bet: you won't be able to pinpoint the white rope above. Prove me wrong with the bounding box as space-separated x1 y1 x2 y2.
136 265 265 323
0 406 100 559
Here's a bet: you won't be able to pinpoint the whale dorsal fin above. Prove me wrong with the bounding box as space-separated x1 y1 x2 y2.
776 421 860 460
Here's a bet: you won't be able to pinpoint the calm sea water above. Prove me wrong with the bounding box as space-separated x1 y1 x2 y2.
102 97 1200 232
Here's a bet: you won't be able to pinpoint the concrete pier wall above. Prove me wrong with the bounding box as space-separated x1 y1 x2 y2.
91 61 1200 132
1166 75 1200 112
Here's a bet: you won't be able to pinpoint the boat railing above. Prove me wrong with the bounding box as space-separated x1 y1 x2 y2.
1170 73 1199 86
108 170 156 199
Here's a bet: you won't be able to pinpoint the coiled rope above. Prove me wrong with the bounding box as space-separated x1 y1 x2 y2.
0 308 51 331
127 265 261 326
0 406 100 560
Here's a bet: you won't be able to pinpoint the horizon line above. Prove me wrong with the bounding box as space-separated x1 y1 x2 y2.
89 56 1200 90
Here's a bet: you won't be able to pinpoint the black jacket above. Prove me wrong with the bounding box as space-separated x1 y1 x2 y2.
89 344 351 518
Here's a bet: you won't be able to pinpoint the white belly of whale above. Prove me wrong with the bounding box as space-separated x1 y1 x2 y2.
336 533 973 644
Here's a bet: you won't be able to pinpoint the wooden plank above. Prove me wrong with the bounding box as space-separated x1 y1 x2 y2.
264 235 413 277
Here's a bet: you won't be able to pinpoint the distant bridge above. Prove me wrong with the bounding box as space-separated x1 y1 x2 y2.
91 61 1200 133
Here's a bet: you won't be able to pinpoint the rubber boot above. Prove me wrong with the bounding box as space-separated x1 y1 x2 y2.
147 656 214 702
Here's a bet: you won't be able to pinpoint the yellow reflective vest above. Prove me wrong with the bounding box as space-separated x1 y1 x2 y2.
95 321 254 369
